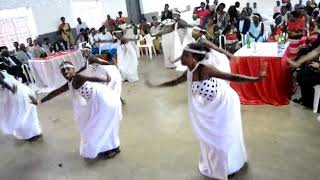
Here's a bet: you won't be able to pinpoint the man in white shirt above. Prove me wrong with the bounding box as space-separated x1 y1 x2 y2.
76 17 88 35
274 1 281 14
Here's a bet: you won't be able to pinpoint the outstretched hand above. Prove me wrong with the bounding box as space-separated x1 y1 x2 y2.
11 84 17 94
29 95 39 105
259 61 268 78
287 60 300 68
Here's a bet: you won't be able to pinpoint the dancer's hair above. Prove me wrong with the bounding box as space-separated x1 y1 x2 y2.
183 43 210 61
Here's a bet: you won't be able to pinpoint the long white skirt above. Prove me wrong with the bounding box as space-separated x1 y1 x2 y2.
0 72 41 139
116 42 139 82
175 28 194 72
204 50 231 73
161 31 177 68
187 72 247 180
71 82 122 159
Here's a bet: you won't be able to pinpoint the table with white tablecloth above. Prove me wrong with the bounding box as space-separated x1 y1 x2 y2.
231 42 294 105
29 50 85 92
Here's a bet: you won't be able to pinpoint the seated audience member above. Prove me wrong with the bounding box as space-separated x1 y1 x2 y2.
94 26 114 47
243 2 253 17
139 17 151 33
249 13 265 42
116 11 126 25
290 35 320 112
0 48 26 82
205 0 214 13
310 9 320 37
50 36 67 52
224 22 240 53
274 1 282 14
306 0 318 16
42 37 51 53
287 11 305 40
76 28 89 43
150 16 161 53
89 28 97 47
236 10 251 40
280 6 289 25
206 16 220 45
194 2 211 28
16 44 32 63
228 2 241 23
215 3 230 32
27 38 33 52
13 42 19 55
282 0 293 12
75 17 88 35
30 39 47 58
269 13 285 41
161 4 173 21
106 14 116 31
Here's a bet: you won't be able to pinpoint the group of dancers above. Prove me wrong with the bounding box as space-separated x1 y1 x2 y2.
0 14 268 180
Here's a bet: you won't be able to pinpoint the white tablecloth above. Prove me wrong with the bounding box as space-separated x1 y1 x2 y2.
29 51 85 92
234 42 289 57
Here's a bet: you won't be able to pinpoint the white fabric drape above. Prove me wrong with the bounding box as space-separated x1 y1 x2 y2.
0 71 41 139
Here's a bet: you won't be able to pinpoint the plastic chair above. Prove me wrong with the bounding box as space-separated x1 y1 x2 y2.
313 85 320 113
137 34 157 60
219 35 226 50
21 64 35 85
239 33 247 47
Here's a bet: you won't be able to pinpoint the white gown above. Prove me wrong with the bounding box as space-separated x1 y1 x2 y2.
116 40 139 82
0 71 41 139
83 63 122 97
187 64 247 180
69 81 122 159
161 23 180 68
204 49 231 74
175 28 194 72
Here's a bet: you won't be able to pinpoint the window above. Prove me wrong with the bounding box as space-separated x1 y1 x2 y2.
0 7 35 50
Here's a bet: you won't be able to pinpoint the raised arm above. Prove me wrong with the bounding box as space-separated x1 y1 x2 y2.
200 38 234 59
146 71 187 88
38 83 69 104
77 74 111 84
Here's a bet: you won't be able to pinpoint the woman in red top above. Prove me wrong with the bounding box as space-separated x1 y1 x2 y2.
194 2 210 27
287 11 306 61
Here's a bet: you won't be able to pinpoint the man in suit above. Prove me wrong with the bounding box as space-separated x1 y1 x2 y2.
0 48 26 83
161 4 173 21
236 10 251 40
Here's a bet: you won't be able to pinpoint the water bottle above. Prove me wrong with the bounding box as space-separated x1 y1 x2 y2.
246 37 251 49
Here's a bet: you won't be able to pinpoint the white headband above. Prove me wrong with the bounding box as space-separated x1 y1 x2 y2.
183 48 207 55
113 30 123 33
60 63 74 70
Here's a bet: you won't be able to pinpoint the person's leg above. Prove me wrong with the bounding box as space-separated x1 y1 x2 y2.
297 67 320 109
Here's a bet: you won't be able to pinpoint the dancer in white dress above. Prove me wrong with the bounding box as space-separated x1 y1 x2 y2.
114 30 139 82
172 26 233 73
0 71 42 141
155 11 193 69
32 62 122 159
147 43 267 180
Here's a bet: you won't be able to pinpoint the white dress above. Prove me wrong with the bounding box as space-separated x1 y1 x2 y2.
116 40 139 82
83 63 122 97
0 71 41 139
187 64 247 180
69 81 122 159
204 49 231 74
175 28 194 72
161 23 180 68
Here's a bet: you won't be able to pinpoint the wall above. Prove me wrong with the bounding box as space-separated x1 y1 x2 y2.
101 0 128 19
139 0 307 21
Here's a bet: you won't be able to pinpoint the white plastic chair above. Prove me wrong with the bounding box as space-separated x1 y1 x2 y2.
219 35 226 50
137 34 157 60
313 85 320 113
21 64 35 85
239 33 247 47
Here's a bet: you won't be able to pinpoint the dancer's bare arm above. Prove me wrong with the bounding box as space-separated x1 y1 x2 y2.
146 71 187 88
36 83 69 104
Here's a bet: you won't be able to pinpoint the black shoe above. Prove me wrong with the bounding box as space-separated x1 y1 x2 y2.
292 98 303 104
120 98 126 105
26 134 43 142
